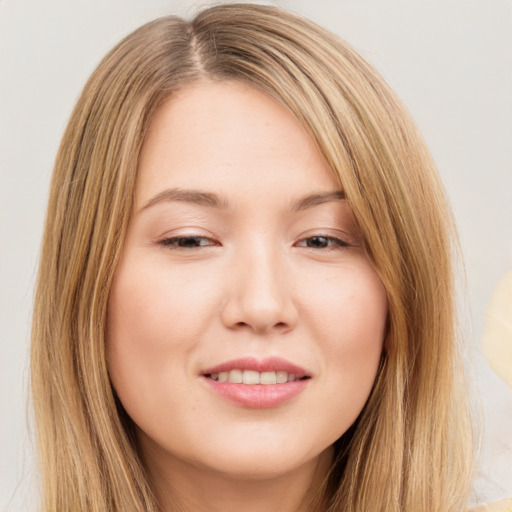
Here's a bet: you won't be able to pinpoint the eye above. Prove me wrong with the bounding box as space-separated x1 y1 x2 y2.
295 235 349 249
157 236 218 249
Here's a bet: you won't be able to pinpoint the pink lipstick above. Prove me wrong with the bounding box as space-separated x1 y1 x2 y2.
200 357 310 409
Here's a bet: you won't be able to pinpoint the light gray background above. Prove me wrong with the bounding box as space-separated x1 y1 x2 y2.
1 0 511 510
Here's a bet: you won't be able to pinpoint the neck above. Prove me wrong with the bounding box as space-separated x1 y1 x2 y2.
142 444 334 512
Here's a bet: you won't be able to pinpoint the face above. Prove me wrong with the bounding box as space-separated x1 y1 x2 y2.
107 80 388 481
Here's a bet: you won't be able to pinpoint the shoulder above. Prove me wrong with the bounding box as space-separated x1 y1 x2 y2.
469 499 512 512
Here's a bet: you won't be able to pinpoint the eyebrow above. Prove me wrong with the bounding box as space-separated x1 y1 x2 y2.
140 187 345 213
291 190 345 211
141 188 230 211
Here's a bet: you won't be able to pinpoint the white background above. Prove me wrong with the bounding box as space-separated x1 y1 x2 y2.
1 0 511 510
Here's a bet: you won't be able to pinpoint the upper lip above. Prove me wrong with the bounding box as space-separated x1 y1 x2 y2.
201 357 310 379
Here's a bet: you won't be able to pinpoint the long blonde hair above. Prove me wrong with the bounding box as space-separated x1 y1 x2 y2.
31 4 475 511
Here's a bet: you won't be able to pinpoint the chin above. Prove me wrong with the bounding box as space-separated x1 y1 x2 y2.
199 453 312 481
192 435 328 481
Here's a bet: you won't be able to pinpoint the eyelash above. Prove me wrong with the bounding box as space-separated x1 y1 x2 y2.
156 235 349 250
157 236 219 249
296 235 350 250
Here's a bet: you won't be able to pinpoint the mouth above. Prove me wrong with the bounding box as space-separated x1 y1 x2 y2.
200 357 311 408
201 356 310 382
205 370 308 384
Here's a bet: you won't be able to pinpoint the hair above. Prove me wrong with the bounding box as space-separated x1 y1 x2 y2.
31 3 475 511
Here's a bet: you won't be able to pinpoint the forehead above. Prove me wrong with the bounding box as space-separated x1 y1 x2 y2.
135 79 339 209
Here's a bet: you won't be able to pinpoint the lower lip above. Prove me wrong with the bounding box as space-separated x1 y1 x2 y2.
202 378 309 409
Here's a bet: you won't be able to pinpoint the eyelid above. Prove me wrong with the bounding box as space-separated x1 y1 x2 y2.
156 235 220 249
294 234 350 249
154 230 356 251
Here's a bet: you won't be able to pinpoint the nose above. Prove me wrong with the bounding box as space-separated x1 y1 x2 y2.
220 244 298 335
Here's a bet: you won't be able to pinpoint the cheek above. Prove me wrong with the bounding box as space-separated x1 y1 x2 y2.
108 255 217 346
301 261 387 346
335 269 386 364
105 254 219 410
300 262 387 423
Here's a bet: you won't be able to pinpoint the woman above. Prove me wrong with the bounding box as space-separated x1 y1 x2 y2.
31 3 477 511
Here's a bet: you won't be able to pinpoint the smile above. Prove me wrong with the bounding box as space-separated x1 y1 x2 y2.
201 357 311 408
208 370 304 384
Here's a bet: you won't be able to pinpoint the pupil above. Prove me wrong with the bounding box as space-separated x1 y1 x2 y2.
180 237 199 247
310 236 327 248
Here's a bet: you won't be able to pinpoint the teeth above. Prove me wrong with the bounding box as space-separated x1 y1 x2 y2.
260 371 277 385
243 370 260 385
209 370 302 384
276 371 288 383
229 369 243 383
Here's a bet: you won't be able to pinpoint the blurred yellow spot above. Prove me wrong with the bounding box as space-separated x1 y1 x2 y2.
482 271 512 388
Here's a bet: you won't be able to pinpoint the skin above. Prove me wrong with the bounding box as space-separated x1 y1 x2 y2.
107 80 388 512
